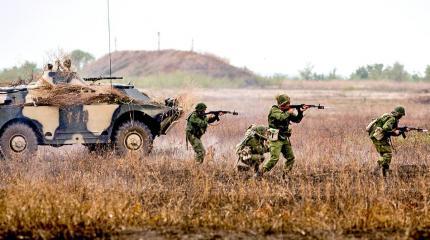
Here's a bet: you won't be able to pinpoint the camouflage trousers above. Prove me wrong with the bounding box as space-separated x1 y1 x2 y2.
263 138 295 172
237 154 265 173
371 138 392 170
186 132 205 163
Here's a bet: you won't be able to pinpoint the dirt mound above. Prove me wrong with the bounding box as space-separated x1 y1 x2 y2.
82 50 257 81
30 84 138 107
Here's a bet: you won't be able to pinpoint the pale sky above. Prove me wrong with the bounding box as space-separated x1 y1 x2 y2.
1 0 429 76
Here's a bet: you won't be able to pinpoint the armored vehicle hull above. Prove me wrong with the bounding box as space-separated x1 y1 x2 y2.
0 84 182 159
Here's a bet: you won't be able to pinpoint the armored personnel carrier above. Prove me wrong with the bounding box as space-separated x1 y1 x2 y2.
0 73 182 159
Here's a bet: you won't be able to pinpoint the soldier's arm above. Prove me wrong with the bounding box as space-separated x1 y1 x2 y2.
190 114 208 128
271 108 289 122
382 117 396 134
289 110 304 123
207 115 218 124
247 137 267 154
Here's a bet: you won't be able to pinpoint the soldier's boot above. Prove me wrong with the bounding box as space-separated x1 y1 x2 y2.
372 164 382 176
253 167 264 181
282 172 291 182
382 166 391 178
237 159 251 172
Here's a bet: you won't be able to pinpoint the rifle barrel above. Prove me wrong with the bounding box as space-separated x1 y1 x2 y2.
83 76 123 81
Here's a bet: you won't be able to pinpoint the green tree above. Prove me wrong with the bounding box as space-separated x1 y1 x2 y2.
70 49 95 70
350 66 369 80
383 62 409 81
299 63 314 80
327 68 343 80
424 65 430 82
0 61 39 83
366 63 384 80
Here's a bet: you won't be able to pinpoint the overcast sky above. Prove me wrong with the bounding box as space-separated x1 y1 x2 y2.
1 0 429 76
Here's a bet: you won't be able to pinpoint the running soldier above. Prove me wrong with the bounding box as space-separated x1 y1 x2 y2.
186 103 222 163
260 94 309 178
367 106 406 177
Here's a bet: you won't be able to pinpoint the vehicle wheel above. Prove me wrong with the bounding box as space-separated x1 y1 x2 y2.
0 123 38 160
113 121 153 157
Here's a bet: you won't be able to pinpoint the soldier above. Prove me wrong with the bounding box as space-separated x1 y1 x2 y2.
37 63 55 86
186 103 222 163
260 94 309 178
56 58 72 73
54 58 86 85
236 124 269 174
367 106 406 177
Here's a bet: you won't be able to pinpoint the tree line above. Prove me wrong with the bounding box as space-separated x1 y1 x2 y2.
298 62 430 81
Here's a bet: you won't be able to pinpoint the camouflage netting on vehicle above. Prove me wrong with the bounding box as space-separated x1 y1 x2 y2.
29 84 141 106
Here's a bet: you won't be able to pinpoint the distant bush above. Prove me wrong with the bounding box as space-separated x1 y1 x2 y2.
424 65 430 82
0 61 40 84
350 62 412 81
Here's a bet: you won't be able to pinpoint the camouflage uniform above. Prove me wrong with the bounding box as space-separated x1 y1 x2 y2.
186 103 217 163
368 106 405 177
236 125 269 173
263 94 304 173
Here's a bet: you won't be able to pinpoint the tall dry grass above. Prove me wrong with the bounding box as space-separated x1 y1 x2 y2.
0 88 429 239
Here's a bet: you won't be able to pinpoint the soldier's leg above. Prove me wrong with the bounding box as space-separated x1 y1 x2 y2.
250 154 264 173
377 142 393 177
187 134 205 163
281 139 295 172
372 139 392 177
263 140 283 172
237 156 251 172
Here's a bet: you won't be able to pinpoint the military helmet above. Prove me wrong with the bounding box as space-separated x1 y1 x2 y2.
276 94 290 105
252 125 268 139
195 102 207 111
393 106 406 116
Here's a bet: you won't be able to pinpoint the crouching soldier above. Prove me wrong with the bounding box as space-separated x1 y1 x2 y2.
186 103 222 163
367 106 406 177
261 94 309 178
236 124 269 174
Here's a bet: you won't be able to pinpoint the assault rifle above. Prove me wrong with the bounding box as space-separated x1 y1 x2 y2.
205 110 239 121
205 110 239 116
205 110 239 118
396 126 429 138
83 76 123 82
289 104 325 110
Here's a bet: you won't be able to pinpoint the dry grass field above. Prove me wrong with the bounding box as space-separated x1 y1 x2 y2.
1 81 430 239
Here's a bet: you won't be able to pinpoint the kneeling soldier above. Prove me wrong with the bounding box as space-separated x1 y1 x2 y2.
186 103 220 163
367 106 406 177
236 124 269 174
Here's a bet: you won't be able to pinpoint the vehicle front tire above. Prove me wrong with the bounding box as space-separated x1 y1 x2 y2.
113 121 153 157
0 122 38 160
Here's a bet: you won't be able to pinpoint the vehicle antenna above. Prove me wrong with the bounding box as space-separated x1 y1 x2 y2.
107 0 112 88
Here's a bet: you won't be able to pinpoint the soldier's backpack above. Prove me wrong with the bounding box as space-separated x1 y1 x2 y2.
366 113 393 140
235 125 257 154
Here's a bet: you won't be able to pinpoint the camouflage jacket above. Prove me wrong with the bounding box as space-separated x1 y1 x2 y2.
244 136 268 155
186 112 217 138
268 105 303 137
369 113 399 140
